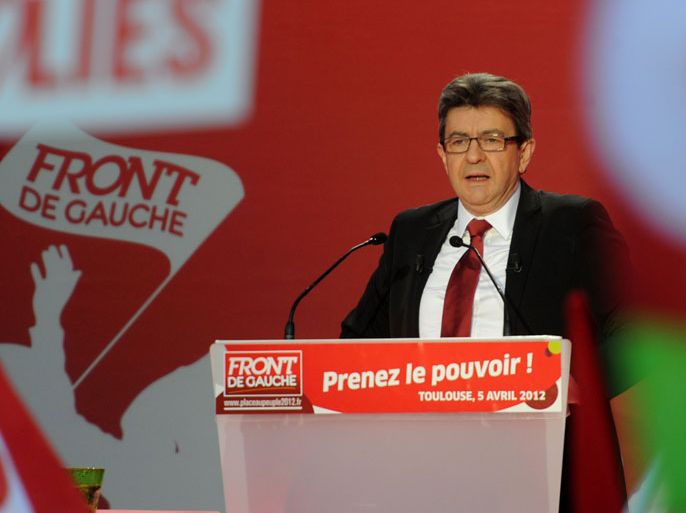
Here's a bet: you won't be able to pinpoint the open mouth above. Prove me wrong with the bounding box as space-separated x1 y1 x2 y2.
466 174 489 181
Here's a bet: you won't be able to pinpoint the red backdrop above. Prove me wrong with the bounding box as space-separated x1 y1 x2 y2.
0 0 682 466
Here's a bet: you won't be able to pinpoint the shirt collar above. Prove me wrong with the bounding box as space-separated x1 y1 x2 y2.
455 181 521 241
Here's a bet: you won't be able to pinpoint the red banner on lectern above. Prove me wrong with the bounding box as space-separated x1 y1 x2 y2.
213 339 564 415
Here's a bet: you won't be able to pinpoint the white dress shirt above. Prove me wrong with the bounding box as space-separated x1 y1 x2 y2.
418 184 521 338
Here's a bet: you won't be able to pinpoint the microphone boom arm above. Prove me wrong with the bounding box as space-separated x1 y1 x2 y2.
284 233 386 339
450 236 533 335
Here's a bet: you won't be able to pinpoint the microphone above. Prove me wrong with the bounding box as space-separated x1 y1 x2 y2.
284 232 387 339
507 253 522 273
449 236 533 335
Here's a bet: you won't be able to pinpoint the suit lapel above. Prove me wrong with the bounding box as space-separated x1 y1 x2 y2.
405 200 457 337
506 180 542 317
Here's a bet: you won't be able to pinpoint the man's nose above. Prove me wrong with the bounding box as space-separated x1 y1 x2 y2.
465 138 486 163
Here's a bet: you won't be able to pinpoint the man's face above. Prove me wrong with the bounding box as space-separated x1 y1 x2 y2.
437 106 535 216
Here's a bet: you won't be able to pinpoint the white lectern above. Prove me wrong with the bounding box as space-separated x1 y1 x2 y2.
210 336 570 513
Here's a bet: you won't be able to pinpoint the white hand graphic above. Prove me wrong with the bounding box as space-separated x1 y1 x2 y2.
30 244 81 331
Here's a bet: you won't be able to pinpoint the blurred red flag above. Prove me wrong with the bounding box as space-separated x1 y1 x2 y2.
566 291 626 513
0 364 90 513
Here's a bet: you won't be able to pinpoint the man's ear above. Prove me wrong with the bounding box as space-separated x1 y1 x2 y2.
518 138 536 174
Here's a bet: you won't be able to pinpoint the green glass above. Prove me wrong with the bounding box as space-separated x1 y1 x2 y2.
67 467 105 512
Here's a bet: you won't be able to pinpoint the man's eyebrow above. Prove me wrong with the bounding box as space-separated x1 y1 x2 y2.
446 128 507 137
446 130 469 138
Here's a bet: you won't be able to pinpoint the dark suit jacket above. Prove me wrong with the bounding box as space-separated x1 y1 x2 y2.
341 180 630 346
340 180 632 512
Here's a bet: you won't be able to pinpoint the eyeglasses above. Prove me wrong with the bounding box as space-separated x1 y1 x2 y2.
442 134 519 154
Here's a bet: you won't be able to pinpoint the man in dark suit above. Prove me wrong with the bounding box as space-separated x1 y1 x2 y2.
341 72 631 512
341 72 628 347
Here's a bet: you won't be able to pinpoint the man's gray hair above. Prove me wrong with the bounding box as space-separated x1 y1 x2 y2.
438 72 532 145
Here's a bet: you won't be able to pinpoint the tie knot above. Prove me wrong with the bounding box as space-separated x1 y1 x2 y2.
467 219 491 239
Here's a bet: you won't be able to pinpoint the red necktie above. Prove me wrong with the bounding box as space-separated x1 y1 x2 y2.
441 219 492 337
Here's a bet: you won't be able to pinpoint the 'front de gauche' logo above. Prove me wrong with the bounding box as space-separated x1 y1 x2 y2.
224 351 302 397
